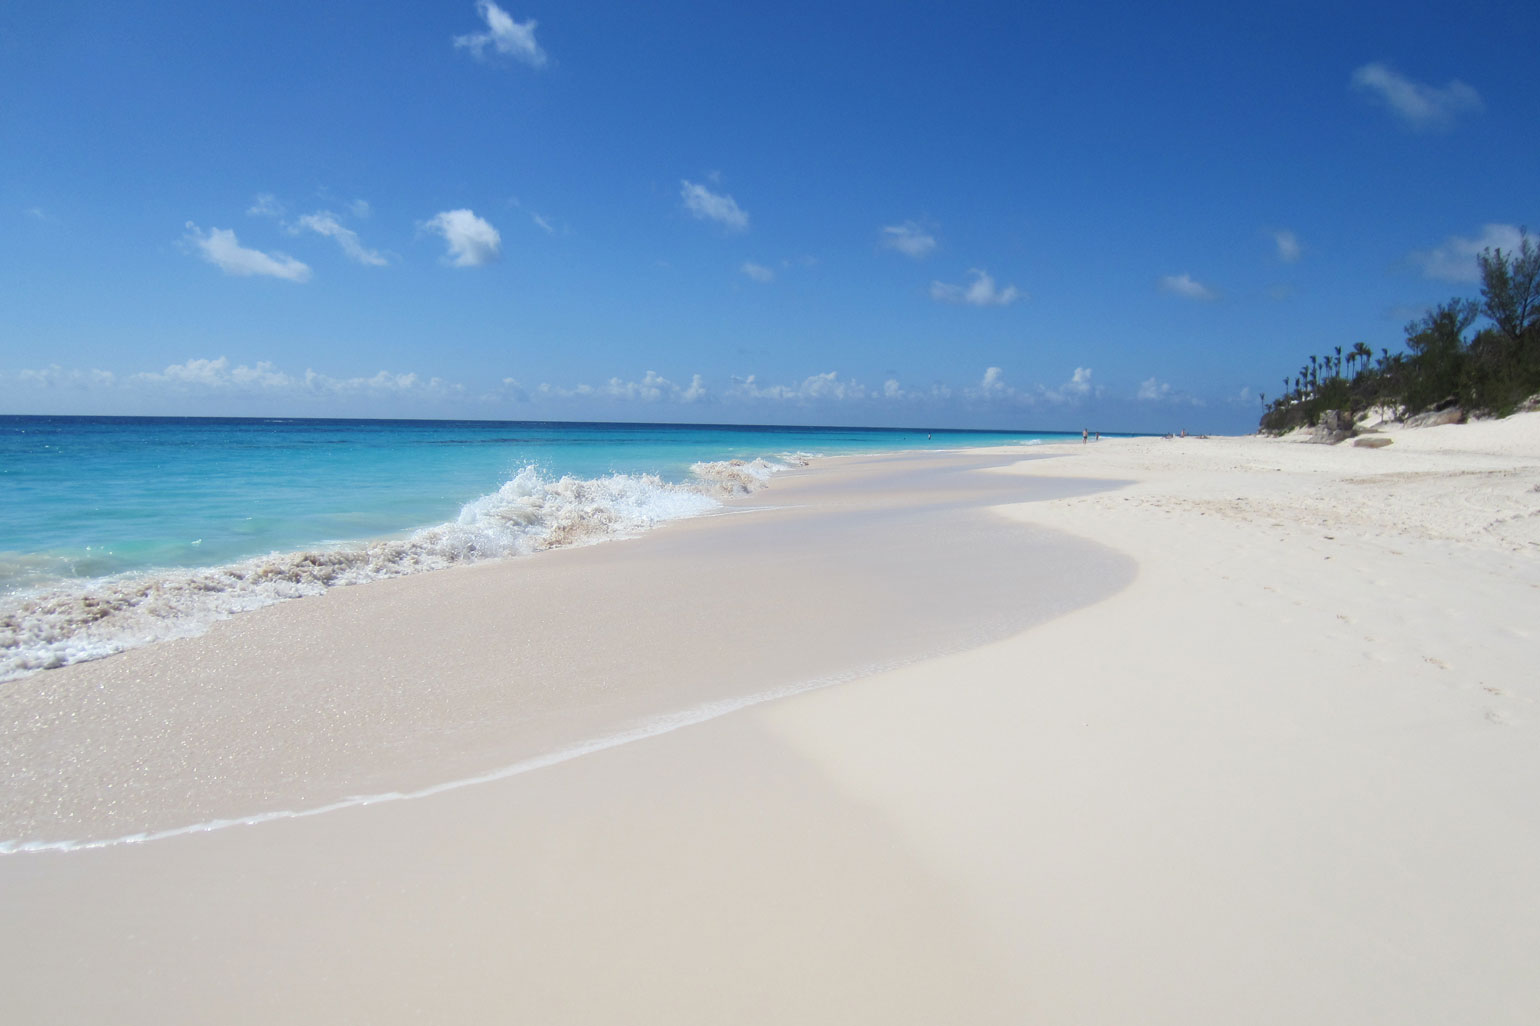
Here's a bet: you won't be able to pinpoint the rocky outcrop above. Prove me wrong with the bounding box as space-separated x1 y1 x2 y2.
1308 409 1356 444
1404 407 1465 428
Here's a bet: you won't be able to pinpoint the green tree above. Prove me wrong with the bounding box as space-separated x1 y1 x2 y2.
1478 229 1540 346
1403 300 1478 413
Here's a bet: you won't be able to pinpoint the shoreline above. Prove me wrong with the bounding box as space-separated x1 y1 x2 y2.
3 417 1539 1022
1 448 1131 846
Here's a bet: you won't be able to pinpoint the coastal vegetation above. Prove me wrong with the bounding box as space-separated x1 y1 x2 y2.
1260 231 1540 433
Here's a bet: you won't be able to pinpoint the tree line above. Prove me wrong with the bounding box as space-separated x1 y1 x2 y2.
1259 231 1540 433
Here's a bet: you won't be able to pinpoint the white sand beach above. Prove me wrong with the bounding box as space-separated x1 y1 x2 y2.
3 415 1539 1023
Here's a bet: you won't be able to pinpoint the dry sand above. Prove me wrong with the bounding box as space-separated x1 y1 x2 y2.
3 415 1539 1023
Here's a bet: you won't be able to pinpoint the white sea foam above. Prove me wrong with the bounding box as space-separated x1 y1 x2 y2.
0 461 790 683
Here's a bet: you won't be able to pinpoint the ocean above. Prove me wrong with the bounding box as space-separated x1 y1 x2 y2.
0 416 1073 681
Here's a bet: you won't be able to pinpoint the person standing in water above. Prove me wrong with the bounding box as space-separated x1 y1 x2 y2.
1082 428 1088 444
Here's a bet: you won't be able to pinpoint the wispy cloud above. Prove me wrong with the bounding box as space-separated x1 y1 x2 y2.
680 180 749 232
880 221 937 258
1413 223 1524 283
740 261 775 283
1136 376 1203 405
1351 62 1482 130
1159 273 1216 301
294 211 388 266
538 370 707 404
961 366 1097 405
929 268 1022 307
16 365 117 388
128 358 458 397
247 193 284 219
183 223 311 282
422 209 502 267
454 1 548 67
1271 229 1302 263
726 371 872 403
9 357 459 401
7 357 1134 415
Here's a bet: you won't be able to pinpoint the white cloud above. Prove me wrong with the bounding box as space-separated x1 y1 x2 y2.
680 180 749 232
1159 273 1216 301
957 366 1100 406
184 223 311 282
141 357 294 389
294 211 388 266
1413 223 1524 283
530 212 555 234
1135 377 1202 405
17 364 116 388
740 261 775 283
929 268 1022 307
349 199 372 219
422 209 502 267
539 371 707 404
247 193 284 218
454 1 548 67
726 372 872 403
1037 367 1100 404
883 378 904 399
881 221 936 258
1061 366 1093 397
1351 62 1482 130
1272 229 1302 263
7 357 467 408
125 357 458 397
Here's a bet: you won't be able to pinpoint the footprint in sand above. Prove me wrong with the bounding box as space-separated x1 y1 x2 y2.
1485 708 1519 727
1424 655 1451 670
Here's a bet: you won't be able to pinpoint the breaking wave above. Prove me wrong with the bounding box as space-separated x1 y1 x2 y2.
0 459 789 682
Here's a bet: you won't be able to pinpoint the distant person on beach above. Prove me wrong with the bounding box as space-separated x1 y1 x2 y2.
1095 432 1100 442
1082 428 1088 444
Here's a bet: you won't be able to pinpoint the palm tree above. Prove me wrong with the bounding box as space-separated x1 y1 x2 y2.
1352 341 1373 378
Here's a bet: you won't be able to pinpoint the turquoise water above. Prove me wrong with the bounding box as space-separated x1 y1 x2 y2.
0 416 1076 678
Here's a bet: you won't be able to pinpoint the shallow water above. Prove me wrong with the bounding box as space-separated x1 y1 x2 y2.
0 416 1078 679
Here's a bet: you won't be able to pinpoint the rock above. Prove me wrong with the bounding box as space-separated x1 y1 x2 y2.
1404 407 1464 428
1309 409 1357 444
1353 436 1393 448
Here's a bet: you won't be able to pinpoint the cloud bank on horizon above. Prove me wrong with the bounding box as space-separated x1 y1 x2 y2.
3 1 1535 434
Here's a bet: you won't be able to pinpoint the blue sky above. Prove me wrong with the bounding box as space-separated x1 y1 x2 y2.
3 0 1535 433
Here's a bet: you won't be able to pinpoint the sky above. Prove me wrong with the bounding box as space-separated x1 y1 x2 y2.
2 0 1536 433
